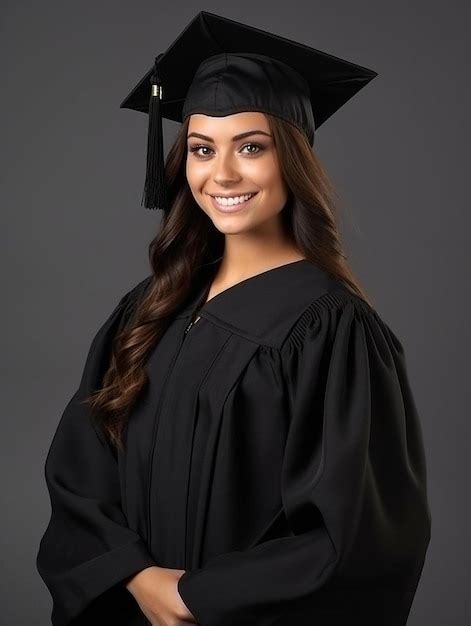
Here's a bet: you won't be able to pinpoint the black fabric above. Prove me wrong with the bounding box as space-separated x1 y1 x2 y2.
36 278 157 626
119 10 377 135
182 52 316 147
36 260 431 625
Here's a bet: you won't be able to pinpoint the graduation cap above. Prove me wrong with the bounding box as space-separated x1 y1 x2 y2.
120 11 378 211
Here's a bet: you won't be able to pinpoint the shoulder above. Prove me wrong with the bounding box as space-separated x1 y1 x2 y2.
281 280 391 353
290 288 376 333
199 260 377 349
273 261 380 349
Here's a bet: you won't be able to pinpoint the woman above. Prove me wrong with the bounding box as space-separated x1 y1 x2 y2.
36 11 431 626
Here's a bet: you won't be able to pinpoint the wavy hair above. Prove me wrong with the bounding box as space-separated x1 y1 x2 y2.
84 113 372 452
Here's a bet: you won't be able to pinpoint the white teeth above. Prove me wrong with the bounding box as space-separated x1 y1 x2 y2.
214 193 255 206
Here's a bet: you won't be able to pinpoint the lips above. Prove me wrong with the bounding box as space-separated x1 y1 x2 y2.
209 191 256 199
209 192 259 213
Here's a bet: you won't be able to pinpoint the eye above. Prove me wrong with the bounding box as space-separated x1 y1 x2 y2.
188 142 265 158
240 142 263 155
188 144 213 158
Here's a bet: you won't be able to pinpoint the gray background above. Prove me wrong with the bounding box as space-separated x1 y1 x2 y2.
2 1 469 625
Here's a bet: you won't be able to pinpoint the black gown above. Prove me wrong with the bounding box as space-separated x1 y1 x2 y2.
36 259 431 626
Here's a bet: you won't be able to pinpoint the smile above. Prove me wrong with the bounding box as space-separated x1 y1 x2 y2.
209 192 258 213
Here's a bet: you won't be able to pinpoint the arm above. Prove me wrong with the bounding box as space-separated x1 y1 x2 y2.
36 279 158 626
176 294 431 626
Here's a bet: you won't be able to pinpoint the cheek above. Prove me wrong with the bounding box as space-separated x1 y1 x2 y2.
186 159 212 213
186 158 207 191
252 159 287 204
247 155 283 189
185 158 197 189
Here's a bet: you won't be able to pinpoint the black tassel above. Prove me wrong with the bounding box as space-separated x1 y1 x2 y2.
142 54 168 211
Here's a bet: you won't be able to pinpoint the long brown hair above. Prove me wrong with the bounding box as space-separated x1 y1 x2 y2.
85 113 372 453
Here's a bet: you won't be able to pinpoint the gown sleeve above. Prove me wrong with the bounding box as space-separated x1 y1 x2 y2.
36 277 157 626
177 291 432 626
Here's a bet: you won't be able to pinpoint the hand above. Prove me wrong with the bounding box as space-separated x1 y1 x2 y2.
125 565 197 625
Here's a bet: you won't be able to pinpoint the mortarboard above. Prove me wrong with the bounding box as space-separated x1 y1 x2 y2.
120 11 378 211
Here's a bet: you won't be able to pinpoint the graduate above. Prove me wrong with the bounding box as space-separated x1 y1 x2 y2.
36 10 432 626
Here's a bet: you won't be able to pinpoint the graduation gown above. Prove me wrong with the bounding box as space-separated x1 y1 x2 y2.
36 259 431 626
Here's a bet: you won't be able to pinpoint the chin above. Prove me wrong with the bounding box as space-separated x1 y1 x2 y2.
210 217 251 235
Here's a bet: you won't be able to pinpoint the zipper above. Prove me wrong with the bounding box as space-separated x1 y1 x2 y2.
184 320 194 334
145 316 196 566
184 314 201 334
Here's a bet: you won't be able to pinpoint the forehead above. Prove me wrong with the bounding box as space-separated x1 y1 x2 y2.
187 111 270 137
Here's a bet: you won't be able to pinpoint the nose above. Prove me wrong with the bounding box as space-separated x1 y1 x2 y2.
212 151 241 186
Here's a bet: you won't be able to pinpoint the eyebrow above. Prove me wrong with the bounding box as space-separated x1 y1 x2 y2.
187 130 272 142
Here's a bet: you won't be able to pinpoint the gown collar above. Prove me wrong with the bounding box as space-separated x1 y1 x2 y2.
174 259 340 348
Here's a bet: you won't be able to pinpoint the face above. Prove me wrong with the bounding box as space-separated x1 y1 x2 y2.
185 112 289 235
